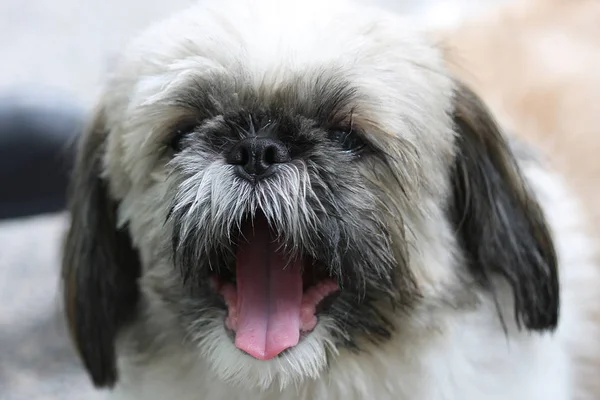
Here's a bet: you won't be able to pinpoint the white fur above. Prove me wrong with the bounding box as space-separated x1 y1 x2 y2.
106 161 597 400
83 0 599 399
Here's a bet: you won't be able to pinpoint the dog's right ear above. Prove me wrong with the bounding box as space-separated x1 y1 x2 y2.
62 106 141 388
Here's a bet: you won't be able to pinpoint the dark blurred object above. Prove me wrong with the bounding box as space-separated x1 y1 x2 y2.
0 88 84 220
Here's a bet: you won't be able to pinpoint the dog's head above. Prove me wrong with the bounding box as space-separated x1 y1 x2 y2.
62 0 559 390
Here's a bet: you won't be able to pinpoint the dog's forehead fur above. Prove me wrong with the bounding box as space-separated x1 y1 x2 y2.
99 0 456 199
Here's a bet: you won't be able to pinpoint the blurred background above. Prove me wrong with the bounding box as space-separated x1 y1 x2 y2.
0 0 507 399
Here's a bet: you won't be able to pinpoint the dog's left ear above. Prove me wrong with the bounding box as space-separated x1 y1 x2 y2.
450 81 559 332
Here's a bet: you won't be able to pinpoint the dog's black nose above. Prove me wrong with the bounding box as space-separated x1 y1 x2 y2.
226 137 290 180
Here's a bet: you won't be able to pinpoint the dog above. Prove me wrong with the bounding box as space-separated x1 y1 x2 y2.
61 0 600 398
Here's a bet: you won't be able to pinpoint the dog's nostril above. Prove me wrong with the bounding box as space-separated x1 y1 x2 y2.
261 141 290 165
227 137 290 180
226 143 248 166
263 146 276 166
239 146 250 166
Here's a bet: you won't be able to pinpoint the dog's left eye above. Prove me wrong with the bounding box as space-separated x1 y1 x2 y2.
327 130 366 153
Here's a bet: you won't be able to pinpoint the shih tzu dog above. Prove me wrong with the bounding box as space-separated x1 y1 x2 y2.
61 0 600 399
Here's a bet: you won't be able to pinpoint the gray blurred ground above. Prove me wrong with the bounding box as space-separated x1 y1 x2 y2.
0 1 504 399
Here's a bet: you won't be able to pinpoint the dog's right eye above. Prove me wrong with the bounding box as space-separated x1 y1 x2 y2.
170 122 197 153
327 129 366 154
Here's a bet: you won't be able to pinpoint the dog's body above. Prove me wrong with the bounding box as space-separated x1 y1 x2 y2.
62 0 600 399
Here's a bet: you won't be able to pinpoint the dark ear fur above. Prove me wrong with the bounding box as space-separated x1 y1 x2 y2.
451 81 559 332
62 107 141 388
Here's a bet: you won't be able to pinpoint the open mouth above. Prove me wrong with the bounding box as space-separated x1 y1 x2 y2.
210 213 340 361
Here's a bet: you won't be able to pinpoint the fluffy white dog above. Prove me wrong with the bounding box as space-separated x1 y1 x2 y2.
61 0 600 399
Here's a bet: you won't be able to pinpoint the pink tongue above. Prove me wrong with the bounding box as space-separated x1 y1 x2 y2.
234 216 303 360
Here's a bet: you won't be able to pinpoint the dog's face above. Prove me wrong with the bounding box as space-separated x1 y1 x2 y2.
62 0 559 391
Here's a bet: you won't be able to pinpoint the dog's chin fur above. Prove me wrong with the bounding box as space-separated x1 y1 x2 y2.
61 0 599 399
